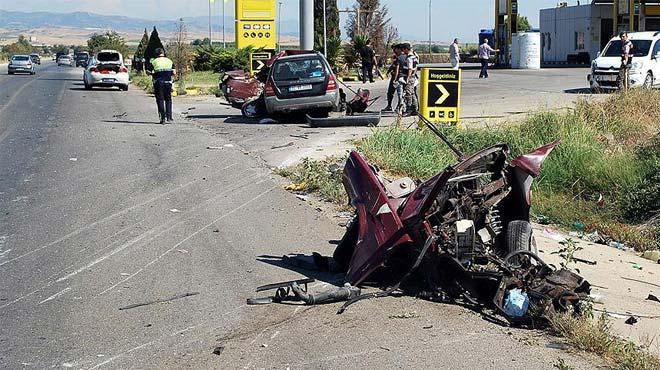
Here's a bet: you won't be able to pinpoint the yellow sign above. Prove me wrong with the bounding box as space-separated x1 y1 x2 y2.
236 20 276 49
236 0 276 20
419 68 461 124
250 51 272 76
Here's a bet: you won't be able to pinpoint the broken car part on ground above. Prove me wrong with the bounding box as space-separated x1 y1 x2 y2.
250 118 591 327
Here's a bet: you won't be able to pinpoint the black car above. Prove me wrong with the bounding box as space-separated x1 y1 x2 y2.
29 54 41 65
75 52 90 67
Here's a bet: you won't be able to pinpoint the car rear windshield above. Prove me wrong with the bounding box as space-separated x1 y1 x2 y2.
97 52 121 62
12 56 29 61
272 58 326 81
603 40 652 57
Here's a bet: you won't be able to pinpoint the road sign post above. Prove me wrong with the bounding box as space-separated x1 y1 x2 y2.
419 68 462 125
249 51 272 76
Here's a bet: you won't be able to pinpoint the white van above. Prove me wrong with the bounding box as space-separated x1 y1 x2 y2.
588 31 660 91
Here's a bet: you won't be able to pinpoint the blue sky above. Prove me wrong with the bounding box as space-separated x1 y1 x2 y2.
3 0 565 42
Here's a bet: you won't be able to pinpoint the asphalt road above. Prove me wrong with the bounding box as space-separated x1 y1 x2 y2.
0 62 597 369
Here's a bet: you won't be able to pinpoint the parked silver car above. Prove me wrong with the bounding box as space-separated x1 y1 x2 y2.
82 50 129 91
263 52 339 115
8 55 35 75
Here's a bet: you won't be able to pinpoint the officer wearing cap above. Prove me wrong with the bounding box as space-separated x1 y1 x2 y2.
148 48 176 124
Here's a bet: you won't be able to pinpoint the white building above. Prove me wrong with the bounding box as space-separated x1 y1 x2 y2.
540 1 660 63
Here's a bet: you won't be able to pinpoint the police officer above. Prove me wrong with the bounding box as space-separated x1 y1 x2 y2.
148 48 176 124
401 43 419 116
382 43 402 112
359 39 377 83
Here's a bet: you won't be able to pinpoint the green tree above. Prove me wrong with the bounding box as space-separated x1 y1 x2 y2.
2 35 33 55
345 0 391 61
135 29 150 59
517 15 532 32
144 27 165 71
314 0 340 53
87 31 129 55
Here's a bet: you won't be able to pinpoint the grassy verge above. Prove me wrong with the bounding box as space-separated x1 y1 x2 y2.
549 312 660 370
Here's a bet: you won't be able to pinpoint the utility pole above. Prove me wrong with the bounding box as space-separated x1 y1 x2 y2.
208 0 213 44
339 8 381 37
222 0 226 48
278 2 283 51
428 0 432 54
300 0 314 50
323 0 327 56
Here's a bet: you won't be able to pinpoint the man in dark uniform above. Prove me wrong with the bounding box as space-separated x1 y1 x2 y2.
148 48 176 124
382 43 402 112
359 39 377 83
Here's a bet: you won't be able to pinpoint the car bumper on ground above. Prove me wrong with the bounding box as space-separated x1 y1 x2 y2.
265 91 339 114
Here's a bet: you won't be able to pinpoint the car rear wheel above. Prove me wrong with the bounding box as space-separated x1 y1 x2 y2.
643 72 653 89
84 79 92 90
120 85 129 91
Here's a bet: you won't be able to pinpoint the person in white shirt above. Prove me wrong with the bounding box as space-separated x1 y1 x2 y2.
449 38 460 70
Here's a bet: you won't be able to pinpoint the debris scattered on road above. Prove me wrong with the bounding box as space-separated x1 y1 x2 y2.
422 325 433 329
212 346 224 356
295 194 308 201
69 158 77 162
120 273 130 276
247 279 361 306
379 346 391 351
271 142 294 150
149 134 156 137
112 112 127 119
621 276 660 288
389 311 419 319
259 118 278 124
213 228 220 233
169 208 181 213
177 249 189 254
223 144 234 148
632 264 643 270
206 146 223 150
625 316 638 325
261 343 268 348
252 134 592 327
118 292 200 311
284 182 307 191
290 134 309 140
647 294 660 303
574 257 597 265
336 212 354 219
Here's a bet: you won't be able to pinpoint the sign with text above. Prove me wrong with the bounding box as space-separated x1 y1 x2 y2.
419 68 462 124
249 51 272 76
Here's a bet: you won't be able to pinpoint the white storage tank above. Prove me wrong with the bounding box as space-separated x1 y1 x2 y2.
511 32 541 69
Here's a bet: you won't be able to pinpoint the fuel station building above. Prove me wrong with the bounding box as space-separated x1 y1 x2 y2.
540 1 660 63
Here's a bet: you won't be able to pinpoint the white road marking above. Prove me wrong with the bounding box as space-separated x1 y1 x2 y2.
38 287 71 305
98 186 276 295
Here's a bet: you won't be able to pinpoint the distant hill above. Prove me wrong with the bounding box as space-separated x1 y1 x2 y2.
0 10 300 36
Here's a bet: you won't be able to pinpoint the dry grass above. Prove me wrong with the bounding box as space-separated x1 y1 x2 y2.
549 312 660 370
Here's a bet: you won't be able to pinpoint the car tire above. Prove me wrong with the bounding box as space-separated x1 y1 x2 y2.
505 220 537 255
8 72 13 75
643 72 653 89
590 86 601 94
121 85 129 91
84 79 92 90
31 71 35 75
241 95 267 118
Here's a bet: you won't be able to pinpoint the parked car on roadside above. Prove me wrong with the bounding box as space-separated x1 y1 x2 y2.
75 52 90 67
263 51 339 115
8 55 35 75
29 53 41 65
57 55 74 67
82 50 129 91
588 31 660 92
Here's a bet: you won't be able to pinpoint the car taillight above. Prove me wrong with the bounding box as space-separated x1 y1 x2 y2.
265 79 276 97
119 66 128 73
90 67 99 73
326 74 337 91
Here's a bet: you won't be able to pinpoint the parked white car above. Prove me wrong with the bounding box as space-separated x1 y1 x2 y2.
83 50 129 91
588 31 660 92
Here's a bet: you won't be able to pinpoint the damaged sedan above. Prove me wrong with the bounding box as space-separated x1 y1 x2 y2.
251 121 590 326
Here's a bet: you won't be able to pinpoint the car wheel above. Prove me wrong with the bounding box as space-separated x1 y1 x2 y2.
643 72 653 89
121 85 129 91
505 220 537 255
31 71 35 75
241 95 267 118
84 79 92 90
8 71 13 75
590 86 601 94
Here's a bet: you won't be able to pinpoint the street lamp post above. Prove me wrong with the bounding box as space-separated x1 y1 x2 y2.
323 0 327 56
222 0 226 48
208 0 213 44
278 2 283 51
428 0 432 54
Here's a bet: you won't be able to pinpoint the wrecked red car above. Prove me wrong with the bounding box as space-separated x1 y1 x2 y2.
250 121 590 326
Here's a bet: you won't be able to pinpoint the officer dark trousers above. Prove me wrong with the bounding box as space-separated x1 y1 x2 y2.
386 80 396 108
154 80 173 121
